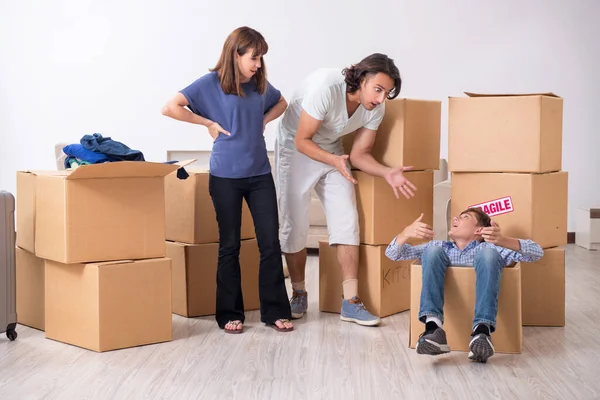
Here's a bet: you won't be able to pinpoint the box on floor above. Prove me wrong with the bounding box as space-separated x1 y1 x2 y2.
166 239 260 317
448 92 563 173
44 257 172 352
15 246 45 331
319 241 414 318
521 247 565 326
409 263 522 354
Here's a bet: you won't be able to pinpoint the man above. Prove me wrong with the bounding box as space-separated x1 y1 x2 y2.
273 53 417 326
385 208 544 363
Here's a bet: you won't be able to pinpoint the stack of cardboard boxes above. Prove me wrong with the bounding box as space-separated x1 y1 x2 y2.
164 168 260 318
410 92 567 354
319 98 442 318
15 161 189 352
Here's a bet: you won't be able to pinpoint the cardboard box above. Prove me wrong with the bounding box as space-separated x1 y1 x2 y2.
521 247 565 326
45 257 172 352
409 263 522 354
354 170 433 245
448 92 563 173
319 241 413 318
451 171 568 248
16 246 45 331
165 169 255 244
16 171 38 253
343 98 441 171
32 161 191 264
166 239 260 317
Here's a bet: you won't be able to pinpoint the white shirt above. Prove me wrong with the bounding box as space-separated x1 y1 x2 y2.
276 68 385 154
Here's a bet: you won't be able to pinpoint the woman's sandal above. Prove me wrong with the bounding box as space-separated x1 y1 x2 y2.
268 318 294 332
224 320 243 334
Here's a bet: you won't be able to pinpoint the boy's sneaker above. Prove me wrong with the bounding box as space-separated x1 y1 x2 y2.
340 296 381 326
468 324 495 363
416 322 451 355
289 290 308 319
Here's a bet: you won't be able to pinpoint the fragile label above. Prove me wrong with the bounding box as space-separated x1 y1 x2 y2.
469 196 514 217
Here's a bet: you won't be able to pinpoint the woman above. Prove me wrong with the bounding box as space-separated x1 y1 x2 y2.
162 26 293 334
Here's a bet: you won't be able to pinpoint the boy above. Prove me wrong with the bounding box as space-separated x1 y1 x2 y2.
385 208 543 362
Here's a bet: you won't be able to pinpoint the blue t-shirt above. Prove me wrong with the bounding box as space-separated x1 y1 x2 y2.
180 71 281 179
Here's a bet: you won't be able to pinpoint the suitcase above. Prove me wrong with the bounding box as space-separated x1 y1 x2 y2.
0 191 17 341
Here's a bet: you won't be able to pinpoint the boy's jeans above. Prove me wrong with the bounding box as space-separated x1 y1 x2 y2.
418 246 504 332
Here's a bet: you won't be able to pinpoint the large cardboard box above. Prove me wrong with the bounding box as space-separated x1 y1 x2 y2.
521 247 565 326
354 170 433 245
451 171 568 248
448 92 563 173
343 98 441 171
165 169 255 244
166 239 260 317
319 241 413 318
16 171 43 254
31 161 189 264
409 263 522 354
16 246 45 331
45 258 172 352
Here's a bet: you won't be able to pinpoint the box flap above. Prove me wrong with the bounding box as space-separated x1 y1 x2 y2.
66 159 197 180
18 170 68 177
464 92 560 98
94 260 134 267
185 167 211 175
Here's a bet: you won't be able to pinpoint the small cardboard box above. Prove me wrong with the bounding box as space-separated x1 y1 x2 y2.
521 247 565 326
343 98 441 171
451 171 568 249
45 257 172 352
32 160 193 264
448 92 563 173
166 239 260 317
165 169 255 244
319 241 413 318
16 246 45 331
354 170 433 245
409 263 522 354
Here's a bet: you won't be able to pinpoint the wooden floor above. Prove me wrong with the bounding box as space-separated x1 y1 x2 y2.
1 244 599 399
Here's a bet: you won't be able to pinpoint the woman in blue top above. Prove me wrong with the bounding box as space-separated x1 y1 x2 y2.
162 26 293 334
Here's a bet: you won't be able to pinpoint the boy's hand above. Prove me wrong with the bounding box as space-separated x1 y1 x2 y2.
481 220 503 244
401 213 434 240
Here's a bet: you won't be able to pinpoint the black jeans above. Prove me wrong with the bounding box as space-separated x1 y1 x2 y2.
208 172 291 328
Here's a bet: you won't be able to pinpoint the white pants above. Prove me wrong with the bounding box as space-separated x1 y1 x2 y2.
274 141 359 253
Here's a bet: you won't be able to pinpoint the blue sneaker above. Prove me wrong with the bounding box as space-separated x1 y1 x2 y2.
340 296 381 326
289 290 308 319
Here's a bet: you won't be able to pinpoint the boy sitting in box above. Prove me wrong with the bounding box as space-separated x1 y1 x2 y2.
385 207 543 363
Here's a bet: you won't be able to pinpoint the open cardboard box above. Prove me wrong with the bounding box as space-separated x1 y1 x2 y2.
19 159 195 264
409 262 523 354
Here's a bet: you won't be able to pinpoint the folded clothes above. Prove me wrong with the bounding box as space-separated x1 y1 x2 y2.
63 144 109 164
63 135 189 180
80 133 145 162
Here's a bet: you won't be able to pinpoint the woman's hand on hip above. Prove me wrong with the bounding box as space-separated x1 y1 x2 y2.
208 122 230 140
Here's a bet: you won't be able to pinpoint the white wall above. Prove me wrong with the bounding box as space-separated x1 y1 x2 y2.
1 0 598 231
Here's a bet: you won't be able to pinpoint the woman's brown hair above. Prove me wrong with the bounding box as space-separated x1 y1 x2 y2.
210 26 269 96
